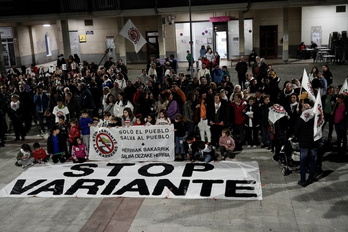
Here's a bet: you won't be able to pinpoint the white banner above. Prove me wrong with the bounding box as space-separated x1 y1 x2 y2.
313 90 324 141
301 68 316 102
0 162 262 200
119 19 147 53
339 78 348 95
90 125 175 162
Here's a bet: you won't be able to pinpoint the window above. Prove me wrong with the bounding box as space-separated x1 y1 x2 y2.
336 6 346 13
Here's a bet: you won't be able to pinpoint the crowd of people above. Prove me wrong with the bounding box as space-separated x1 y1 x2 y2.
1 49 347 186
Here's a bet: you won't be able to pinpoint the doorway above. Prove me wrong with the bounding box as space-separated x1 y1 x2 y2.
2 39 15 67
213 22 228 59
69 31 80 57
260 25 278 59
146 31 159 62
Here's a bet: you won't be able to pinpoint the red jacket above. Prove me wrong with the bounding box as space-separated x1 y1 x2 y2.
32 148 47 160
68 125 80 143
231 100 246 125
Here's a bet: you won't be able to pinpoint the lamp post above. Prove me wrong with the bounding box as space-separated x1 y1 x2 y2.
189 0 194 78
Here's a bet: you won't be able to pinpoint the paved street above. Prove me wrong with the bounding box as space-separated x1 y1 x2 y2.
0 59 347 232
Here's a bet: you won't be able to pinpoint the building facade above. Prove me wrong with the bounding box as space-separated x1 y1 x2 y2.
0 0 347 68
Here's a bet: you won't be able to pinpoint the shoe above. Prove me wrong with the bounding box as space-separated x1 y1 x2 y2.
252 145 257 148
307 177 319 184
15 161 21 167
297 180 307 187
14 138 20 141
247 145 251 148
261 144 268 148
272 156 279 162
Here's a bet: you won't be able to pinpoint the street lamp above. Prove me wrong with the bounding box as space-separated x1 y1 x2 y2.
189 0 193 78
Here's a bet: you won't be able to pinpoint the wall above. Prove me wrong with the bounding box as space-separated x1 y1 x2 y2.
16 24 59 67
248 7 301 58
302 5 348 46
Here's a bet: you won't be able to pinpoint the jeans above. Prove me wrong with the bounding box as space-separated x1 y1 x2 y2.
175 136 185 155
194 151 214 163
299 148 318 183
261 126 270 146
82 134 90 152
335 122 347 150
220 146 233 159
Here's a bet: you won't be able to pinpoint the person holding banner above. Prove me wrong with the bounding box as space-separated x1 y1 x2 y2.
333 94 347 153
294 103 318 187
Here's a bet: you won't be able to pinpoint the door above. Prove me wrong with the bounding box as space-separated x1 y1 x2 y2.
146 31 159 62
2 39 15 67
213 22 228 59
69 31 80 57
260 25 278 59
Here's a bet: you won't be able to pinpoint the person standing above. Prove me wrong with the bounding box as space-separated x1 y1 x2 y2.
33 84 49 135
321 86 336 141
235 56 248 89
186 50 194 71
8 94 26 141
322 65 333 87
294 104 318 187
333 94 347 153
207 94 229 147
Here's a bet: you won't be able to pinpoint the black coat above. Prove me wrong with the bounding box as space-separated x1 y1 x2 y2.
294 115 316 149
207 100 230 127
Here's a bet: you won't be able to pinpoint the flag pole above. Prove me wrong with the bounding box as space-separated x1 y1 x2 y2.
98 34 120 67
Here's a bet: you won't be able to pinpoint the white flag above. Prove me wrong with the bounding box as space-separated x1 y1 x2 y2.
301 68 316 102
313 89 325 141
339 78 348 96
119 19 147 53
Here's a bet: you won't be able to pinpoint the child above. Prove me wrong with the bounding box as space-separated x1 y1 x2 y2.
133 114 145 126
79 110 93 151
32 142 49 164
145 113 156 126
219 128 236 160
174 114 186 160
155 109 171 125
47 125 68 163
243 96 261 148
92 117 99 127
98 112 111 127
192 140 216 163
122 107 135 127
57 115 69 142
107 116 122 127
16 143 34 168
68 118 80 153
184 136 195 161
71 137 89 163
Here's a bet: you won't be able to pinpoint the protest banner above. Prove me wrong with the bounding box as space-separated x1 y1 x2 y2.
0 161 262 200
90 125 175 162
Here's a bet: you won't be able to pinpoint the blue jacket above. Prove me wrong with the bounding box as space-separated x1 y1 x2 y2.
79 117 92 135
33 92 49 112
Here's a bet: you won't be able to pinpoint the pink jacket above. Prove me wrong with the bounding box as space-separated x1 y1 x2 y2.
71 144 88 159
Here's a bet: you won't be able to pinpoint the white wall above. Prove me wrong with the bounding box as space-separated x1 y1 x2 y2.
302 5 348 46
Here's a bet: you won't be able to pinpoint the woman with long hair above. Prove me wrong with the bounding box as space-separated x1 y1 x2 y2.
113 92 134 118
